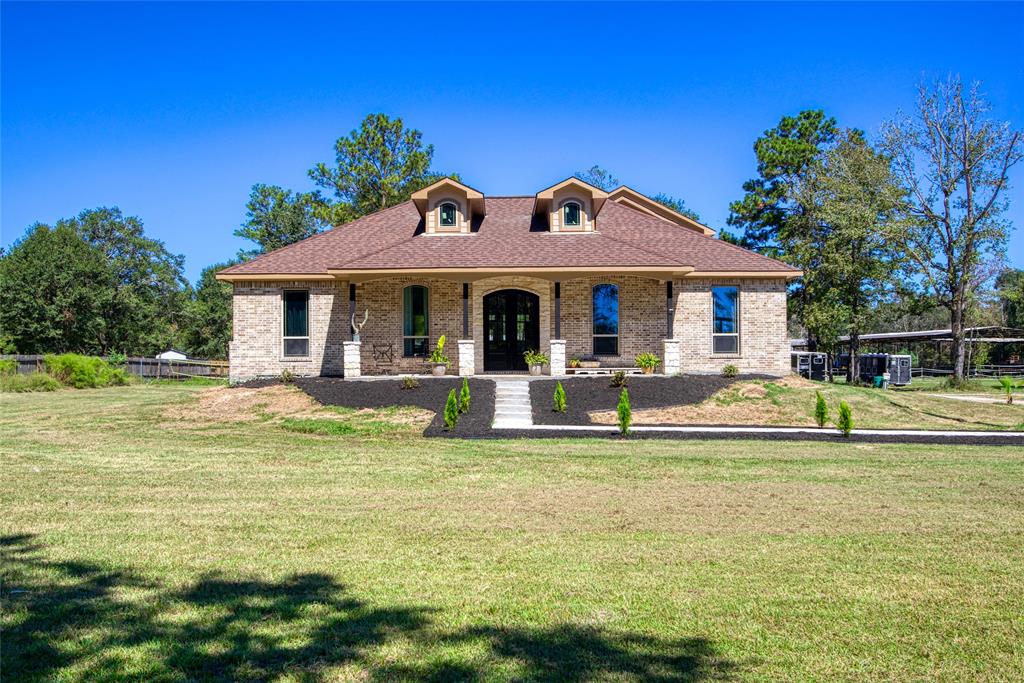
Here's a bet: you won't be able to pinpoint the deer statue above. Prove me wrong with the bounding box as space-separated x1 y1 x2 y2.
350 309 369 341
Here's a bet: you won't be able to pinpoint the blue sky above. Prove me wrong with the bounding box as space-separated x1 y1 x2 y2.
3 1 1022 282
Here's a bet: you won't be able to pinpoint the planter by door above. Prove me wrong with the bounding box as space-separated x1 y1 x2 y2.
483 289 540 372
430 364 446 376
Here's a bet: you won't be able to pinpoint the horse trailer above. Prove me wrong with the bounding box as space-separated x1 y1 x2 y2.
857 353 912 386
791 351 828 381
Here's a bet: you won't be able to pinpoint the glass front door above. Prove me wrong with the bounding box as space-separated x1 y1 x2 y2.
483 290 540 372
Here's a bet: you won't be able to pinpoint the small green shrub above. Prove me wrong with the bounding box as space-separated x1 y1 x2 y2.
836 400 854 437
553 381 566 413
279 368 295 384
722 364 738 378
44 354 130 389
997 377 1018 405
107 352 128 367
444 388 459 430
402 376 421 390
610 371 628 388
459 377 471 413
634 353 660 370
0 371 61 393
617 387 631 436
814 391 829 428
0 358 17 375
523 349 549 367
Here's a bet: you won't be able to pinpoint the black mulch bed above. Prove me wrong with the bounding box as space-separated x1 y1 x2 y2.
291 377 495 437
530 375 770 426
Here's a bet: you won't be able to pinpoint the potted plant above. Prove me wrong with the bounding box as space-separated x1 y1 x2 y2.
578 355 600 369
635 352 660 375
523 349 549 376
428 335 449 376
568 358 582 371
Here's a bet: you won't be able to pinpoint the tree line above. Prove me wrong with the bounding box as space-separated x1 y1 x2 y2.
1 79 1021 381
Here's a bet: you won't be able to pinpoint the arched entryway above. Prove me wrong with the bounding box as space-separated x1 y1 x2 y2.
483 289 540 372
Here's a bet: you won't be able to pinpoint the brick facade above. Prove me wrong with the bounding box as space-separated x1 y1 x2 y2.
228 275 790 381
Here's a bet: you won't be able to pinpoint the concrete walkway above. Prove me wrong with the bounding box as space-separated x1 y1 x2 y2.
492 380 533 429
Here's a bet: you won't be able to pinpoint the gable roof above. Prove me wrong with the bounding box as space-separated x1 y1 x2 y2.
607 186 716 236
217 197 799 280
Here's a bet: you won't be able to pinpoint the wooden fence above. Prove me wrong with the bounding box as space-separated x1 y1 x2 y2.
2 355 229 380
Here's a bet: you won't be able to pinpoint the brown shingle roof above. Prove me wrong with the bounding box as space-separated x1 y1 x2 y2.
218 197 797 277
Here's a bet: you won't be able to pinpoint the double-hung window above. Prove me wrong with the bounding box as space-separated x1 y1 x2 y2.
403 285 429 356
283 290 310 357
592 283 619 355
712 286 740 354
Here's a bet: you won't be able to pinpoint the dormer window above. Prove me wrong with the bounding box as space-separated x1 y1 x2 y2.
439 202 457 227
563 202 581 227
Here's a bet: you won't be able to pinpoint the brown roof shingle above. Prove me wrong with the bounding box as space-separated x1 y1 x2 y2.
218 197 797 277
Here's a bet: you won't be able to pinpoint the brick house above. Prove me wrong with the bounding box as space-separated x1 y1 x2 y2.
217 178 800 382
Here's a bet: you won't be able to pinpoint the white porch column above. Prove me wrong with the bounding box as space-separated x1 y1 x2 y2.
457 339 475 376
343 341 362 378
663 339 680 375
549 339 566 376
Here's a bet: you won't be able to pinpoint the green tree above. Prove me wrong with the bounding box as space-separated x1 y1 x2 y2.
574 165 620 191
553 381 567 413
236 185 331 258
180 261 237 359
787 131 908 380
882 76 1023 385
650 193 701 222
459 377 471 413
814 391 829 428
310 113 450 218
995 269 1024 328
728 110 839 256
617 388 631 436
65 207 187 355
0 224 113 354
444 389 459 430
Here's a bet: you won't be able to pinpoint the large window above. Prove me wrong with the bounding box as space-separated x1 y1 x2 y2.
563 201 581 227
439 202 457 227
403 285 429 356
283 290 309 357
593 283 619 355
712 286 739 354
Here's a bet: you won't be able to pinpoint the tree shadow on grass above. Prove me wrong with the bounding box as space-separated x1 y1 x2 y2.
2 534 736 681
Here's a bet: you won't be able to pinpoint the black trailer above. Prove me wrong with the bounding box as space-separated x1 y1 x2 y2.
857 353 912 386
791 351 828 381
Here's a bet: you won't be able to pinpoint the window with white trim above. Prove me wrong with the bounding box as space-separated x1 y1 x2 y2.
563 201 581 227
712 286 739 354
282 290 309 357
403 285 429 356
439 202 457 227
593 283 619 355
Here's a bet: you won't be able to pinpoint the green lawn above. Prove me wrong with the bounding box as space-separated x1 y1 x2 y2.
2 385 1023 681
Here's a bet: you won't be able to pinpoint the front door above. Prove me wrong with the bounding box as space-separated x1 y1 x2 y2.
483 289 540 372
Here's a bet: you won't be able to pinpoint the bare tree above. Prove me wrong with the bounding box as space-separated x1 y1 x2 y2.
882 76 1022 384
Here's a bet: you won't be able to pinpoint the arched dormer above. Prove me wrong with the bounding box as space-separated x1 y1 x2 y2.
533 178 608 232
411 177 486 234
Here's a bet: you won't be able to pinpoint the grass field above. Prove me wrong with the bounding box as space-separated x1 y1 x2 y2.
2 384 1023 681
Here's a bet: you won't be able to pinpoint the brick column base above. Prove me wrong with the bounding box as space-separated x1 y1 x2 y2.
663 339 680 375
550 339 566 376
343 341 361 378
457 339 475 376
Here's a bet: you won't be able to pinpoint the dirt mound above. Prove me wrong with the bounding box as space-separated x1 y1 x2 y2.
163 384 332 423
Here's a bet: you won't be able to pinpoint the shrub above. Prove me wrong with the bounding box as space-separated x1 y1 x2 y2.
523 349 549 367
459 377 471 413
836 400 854 437
634 353 660 370
617 388 631 436
610 371 628 388
553 381 566 412
107 352 128 367
44 354 130 389
0 371 61 393
428 335 449 366
402 376 421 390
814 391 829 428
444 388 459 430
997 376 1018 405
279 368 295 384
568 358 582 369
722 364 738 378
0 358 16 376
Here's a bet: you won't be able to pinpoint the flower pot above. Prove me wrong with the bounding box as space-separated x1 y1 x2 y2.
641 366 655 375
579 361 600 369
431 364 446 376
529 364 544 376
